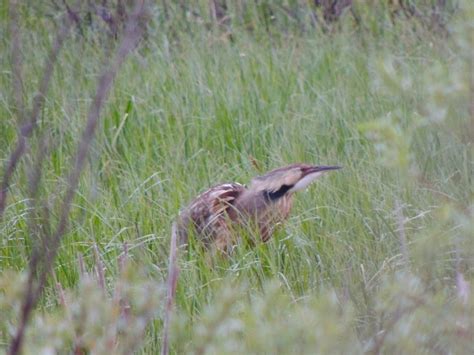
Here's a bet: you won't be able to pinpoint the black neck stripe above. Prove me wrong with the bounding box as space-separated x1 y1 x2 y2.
263 184 293 201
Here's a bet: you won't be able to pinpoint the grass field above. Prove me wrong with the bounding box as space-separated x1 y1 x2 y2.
0 2 472 354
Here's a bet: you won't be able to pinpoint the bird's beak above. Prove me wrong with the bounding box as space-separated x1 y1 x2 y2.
303 165 342 177
288 165 341 193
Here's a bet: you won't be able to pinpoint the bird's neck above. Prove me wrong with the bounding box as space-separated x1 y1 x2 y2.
232 189 293 218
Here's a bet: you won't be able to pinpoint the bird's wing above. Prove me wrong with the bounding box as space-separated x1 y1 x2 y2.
177 183 246 248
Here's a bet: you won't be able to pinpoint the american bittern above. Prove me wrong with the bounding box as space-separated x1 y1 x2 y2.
177 163 341 253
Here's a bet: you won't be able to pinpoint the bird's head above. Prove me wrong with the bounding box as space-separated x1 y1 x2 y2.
250 163 341 201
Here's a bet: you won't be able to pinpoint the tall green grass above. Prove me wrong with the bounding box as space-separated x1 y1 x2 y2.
1 3 472 353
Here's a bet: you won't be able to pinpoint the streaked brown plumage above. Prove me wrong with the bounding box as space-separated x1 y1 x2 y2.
177 163 341 253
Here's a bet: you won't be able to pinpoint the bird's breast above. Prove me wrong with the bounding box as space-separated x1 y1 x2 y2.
272 194 293 220
255 194 293 242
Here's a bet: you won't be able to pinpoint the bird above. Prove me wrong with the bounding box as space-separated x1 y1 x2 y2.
177 163 341 254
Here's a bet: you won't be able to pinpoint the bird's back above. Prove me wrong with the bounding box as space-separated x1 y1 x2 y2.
177 182 246 251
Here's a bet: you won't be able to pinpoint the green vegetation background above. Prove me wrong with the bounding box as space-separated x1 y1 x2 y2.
0 1 472 353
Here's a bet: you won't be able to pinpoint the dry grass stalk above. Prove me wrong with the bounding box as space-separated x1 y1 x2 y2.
7 2 148 353
161 223 180 355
